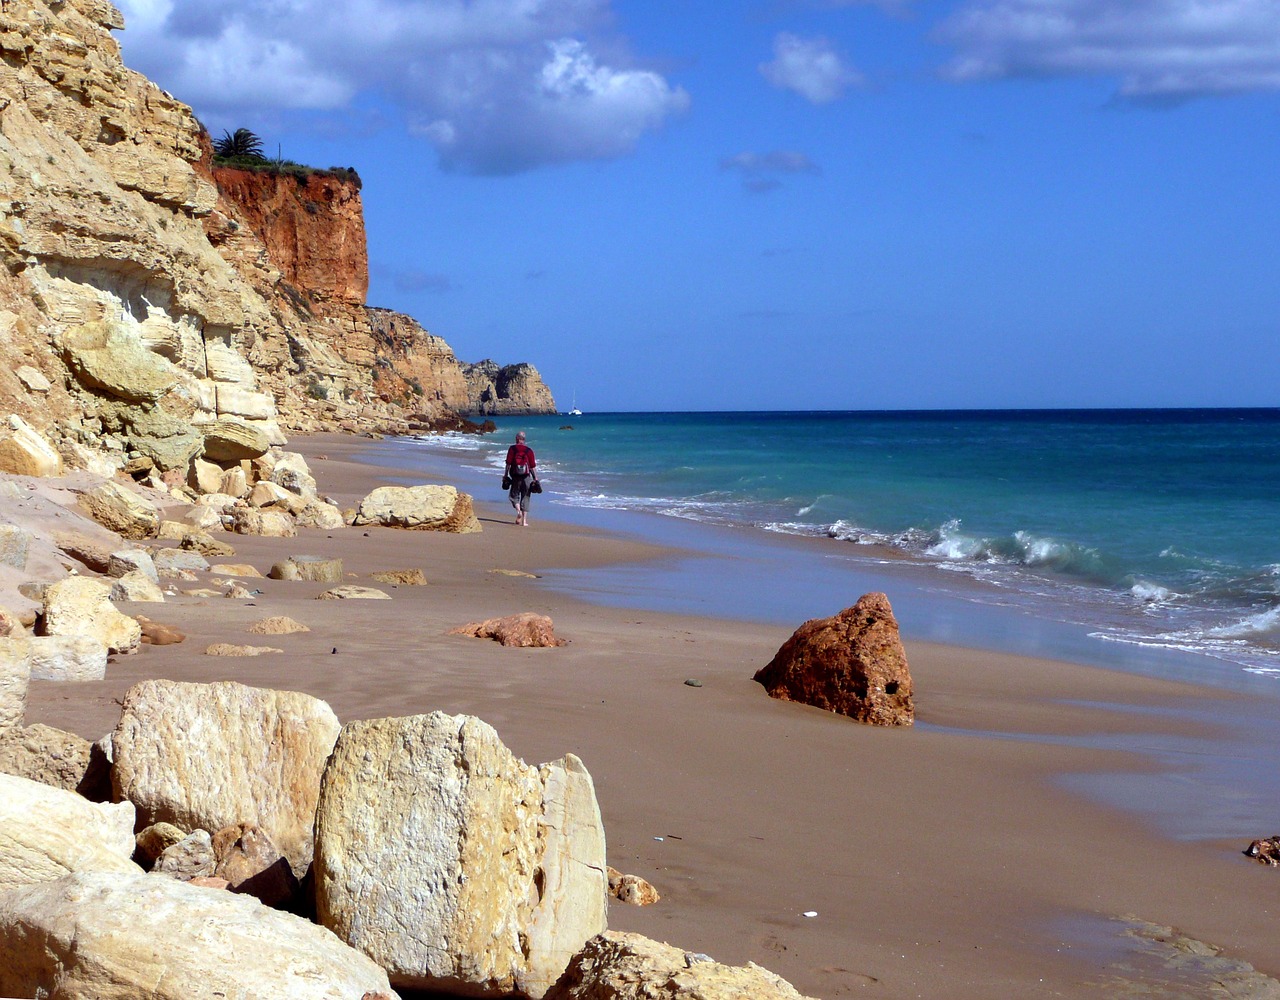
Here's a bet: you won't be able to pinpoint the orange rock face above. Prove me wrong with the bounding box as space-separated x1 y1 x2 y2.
449 612 568 647
753 592 914 726
213 167 369 307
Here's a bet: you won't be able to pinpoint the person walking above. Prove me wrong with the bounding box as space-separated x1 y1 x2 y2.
505 431 538 526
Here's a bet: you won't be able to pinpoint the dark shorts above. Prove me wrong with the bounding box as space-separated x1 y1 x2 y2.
509 474 533 510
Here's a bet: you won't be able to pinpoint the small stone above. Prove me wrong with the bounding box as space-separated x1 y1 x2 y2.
205 643 283 657
683 678 702 688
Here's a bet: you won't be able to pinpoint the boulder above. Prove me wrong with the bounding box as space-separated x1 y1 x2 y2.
202 418 270 462
212 822 300 908
205 643 283 656
110 570 166 603
0 638 31 734
0 724 110 799
0 872 399 1000
189 456 224 494
54 532 112 573
136 822 188 865
136 615 186 645
449 613 568 648
220 464 249 498
0 606 23 637
314 712 608 998
544 932 819 1000
180 503 224 531
1244 836 1280 865
180 529 236 557
40 578 141 655
0 415 63 477
226 506 297 537
249 480 295 507
607 867 661 906
296 496 347 529
317 585 390 600
753 592 914 727
111 679 341 877
58 319 178 403
77 480 160 539
268 554 344 583
247 615 311 635
154 547 210 576
209 562 264 578
0 773 138 892
107 548 159 582
350 484 482 533
0 524 31 569
26 636 109 682
369 568 428 585
152 829 217 880
270 451 318 497
15 365 51 393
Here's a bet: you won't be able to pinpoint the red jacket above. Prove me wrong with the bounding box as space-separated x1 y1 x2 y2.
506 444 536 474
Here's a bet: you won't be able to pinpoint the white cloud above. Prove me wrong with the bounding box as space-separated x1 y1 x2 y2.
760 31 864 103
937 0 1280 102
114 0 687 173
720 150 821 193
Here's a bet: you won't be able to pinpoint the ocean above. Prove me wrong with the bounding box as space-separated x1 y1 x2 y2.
381 409 1280 684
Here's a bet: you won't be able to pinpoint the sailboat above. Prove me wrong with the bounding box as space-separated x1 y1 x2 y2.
567 390 582 417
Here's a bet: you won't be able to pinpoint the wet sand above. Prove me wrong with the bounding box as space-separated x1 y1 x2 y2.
23 433 1280 998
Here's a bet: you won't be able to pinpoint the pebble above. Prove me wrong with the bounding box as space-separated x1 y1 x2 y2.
684 678 703 687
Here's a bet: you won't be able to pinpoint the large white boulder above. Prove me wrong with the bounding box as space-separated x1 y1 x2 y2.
0 415 63 477
112 680 341 877
76 480 160 539
0 872 399 1000
350 484 481 533
26 635 109 682
0 773 137 892
40 578 141 655
314 712 607 998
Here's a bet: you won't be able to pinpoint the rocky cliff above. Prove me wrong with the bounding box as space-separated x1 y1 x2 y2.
463 361 559 416
0 0 554 488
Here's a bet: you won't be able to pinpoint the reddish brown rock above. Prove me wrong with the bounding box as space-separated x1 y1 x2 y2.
606 867 660 906
449 613 568 648
136 617 186 646
1244 836 1280 865
212 823 300 909
753 592 913 727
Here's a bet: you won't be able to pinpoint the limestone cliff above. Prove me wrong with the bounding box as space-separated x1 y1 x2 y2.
0 0 555 489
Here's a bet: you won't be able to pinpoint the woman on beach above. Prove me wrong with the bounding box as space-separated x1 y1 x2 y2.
505 431 538 526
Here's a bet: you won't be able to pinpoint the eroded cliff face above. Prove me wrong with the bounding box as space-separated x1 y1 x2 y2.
0 0 554 486
463 361 558 416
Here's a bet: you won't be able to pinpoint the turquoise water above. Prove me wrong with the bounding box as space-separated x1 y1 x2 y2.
399 409 1280 676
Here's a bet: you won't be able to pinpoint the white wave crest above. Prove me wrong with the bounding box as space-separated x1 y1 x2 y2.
1207 606 1280 639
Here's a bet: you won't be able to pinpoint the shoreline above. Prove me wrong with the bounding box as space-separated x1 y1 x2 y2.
22 431 1280 998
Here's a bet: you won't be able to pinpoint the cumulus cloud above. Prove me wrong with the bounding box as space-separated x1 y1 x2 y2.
937 0 1280 102
720 150 821 193
114 0 688 173
760 32 864 103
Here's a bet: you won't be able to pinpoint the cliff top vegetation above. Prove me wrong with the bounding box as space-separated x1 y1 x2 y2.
211 128 362 189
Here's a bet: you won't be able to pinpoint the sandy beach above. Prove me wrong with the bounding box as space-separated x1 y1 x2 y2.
22 433 1280 999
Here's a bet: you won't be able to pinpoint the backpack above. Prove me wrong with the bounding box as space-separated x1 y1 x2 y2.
512 462 529 476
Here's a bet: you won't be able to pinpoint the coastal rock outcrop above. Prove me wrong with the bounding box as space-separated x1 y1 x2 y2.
0 872 399 1000
544 932 820 1000
0 723 109 798
753 592 914 727
463 359 558 416
111 679 341 877
0 774 137 892
313 712 608 997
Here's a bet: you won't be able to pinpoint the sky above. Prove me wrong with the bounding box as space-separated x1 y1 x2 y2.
112 0 1280 412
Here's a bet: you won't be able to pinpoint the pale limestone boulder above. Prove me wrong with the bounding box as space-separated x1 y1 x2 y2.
0 724 109 798
545 932 820 1000
220 464 249 498
370 569 428 586
180 503 223 531
77 481 160 539
209 562 263 578
58 319 178 403
0 774 137 891
40 578 141 655
270 451 317 497
189 456 224 494
0 524 31 569
0 415 64 477
154 547 210 576
195 491 241 513
0 872 400 1000
297 496 346 530
135 822 187 864
317 585 390 600
152 828 216 879
247 615 311 635
216 384 277 420
107 547 159 582
109 570 166 603
15 365 51 393
351 484 481 532
26 636 109 681
202 418 270 462
180 530 236 557
112 679 341 877
0 638 30 734
227 507 297 537
249 480 294 507
205 643 282 656
314 712 608 997
268 554 343 583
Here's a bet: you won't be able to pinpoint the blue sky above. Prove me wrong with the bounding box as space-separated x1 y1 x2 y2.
114 0 1279 411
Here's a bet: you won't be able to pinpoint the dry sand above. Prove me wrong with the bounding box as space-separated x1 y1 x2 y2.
23 433 1280 999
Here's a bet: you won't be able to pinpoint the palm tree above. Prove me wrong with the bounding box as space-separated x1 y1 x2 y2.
213 128 266 161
